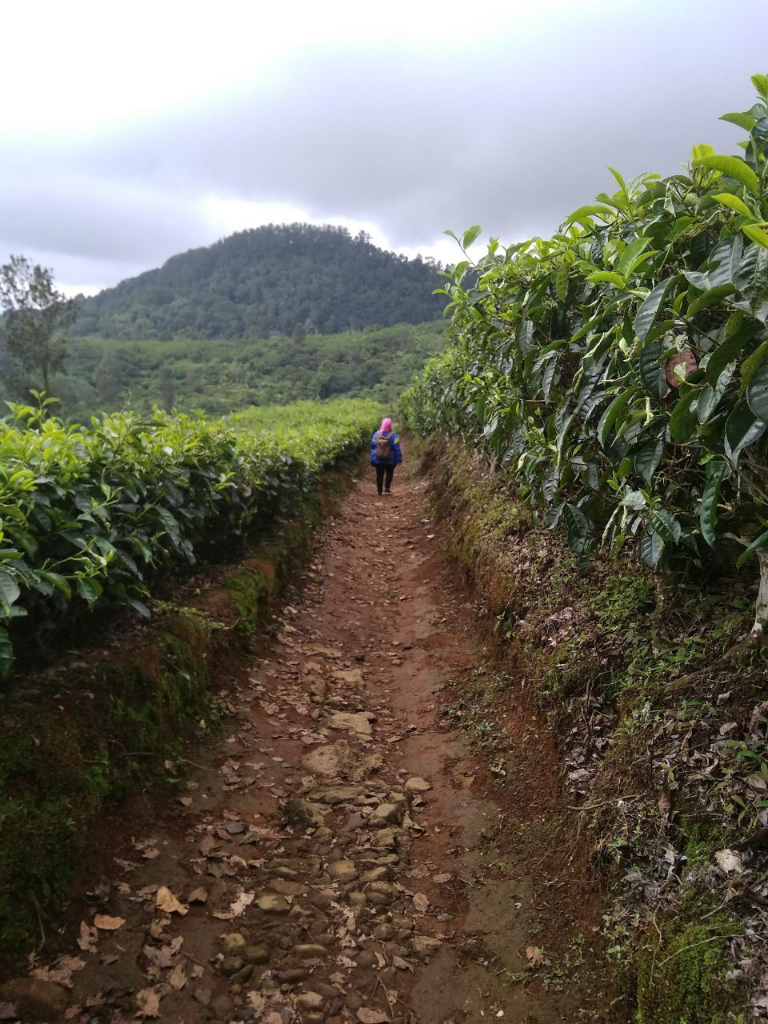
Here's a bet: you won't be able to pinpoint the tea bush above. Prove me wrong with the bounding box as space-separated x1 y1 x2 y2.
403 74 768 628
0 396 381 676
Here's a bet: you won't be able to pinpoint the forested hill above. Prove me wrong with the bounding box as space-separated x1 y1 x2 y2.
72 224 445 339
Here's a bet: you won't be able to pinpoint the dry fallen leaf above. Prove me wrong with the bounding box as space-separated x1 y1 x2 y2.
357 1009 391 1024
187 886 208 903
169 964 187 990
136 987 161 1018
77 920 98 952
392 955 414 972
248 992 266 1014
413 892 429 913
31 956 85 988
93 913 125 931
526 946 543 970
155 885 188 916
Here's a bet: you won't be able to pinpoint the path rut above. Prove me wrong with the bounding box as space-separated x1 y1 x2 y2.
10 462 616 1024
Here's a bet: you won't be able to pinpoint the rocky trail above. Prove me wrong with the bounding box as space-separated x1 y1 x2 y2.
2 460 618 1024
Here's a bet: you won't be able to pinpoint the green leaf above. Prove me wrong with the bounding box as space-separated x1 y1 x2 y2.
687 283 736 316
700 458 727 548
461 225 482 250
640 531 663 568
742 224 768 250
713 192 755 219
733 243 768 300
693 154 760 195
706 322 759 384
0 569 20 617
720 112 757 132
598 387 638 446
608 166 628 192
156 507 181 548
562 503 591 555
128 598 152 619
752 74 768 101
648 509 681 545
618 238 650 279
698 364 735 423
37 571 72 598
639 341 667 398
669 388 699 443
587 271 626 288
634 437 664 484
76 576 103 608
747 348 768 421
564 204 613 225
555 262 569 303
0 627 13 679
635 279 675 342
724 399 767 466
737 528 768 568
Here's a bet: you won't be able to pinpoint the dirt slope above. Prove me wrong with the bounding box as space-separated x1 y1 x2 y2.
1 458 620 1024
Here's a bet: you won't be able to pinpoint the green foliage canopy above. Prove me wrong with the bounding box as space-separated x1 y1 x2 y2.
402 75 768 626
41 321 447 422
0 397 382 678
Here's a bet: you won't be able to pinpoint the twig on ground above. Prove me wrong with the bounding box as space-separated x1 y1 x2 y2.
657 933 741 968
567 794 643 812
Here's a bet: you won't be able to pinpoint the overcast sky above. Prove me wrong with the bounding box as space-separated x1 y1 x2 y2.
1 0 766 295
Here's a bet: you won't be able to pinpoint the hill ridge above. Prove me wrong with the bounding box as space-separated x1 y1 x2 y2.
74 222 444 340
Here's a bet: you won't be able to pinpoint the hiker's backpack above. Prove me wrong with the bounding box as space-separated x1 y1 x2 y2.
375 431 392 461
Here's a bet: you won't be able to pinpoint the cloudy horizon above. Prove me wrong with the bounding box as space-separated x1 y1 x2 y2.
2 0 767 296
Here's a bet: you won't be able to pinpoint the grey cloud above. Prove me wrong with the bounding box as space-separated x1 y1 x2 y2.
2 0 767 290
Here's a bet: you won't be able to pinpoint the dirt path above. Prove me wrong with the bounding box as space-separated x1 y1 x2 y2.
5 459 618 1024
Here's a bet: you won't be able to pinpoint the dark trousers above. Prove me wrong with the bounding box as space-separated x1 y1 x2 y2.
375 464 395 494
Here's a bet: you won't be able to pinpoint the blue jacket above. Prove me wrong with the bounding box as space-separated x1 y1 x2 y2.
370 430 402 466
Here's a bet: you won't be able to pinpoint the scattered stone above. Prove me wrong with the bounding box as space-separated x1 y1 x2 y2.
220 932 247 955
294 944 328 959
308 785 366 804
356 950 377 968
257 893 291 914
332 668 364 686
212 994 236 1018
220 955 245 975
372 923 395 941
327 711 375 737
279 968 309 984
284 796 326 830
327 859 358 883
405 777 432 793
373 828 399 849
297 991 325 1011
244 944 271 964
269 877 307 896
410 935 443 960
370 802 402 826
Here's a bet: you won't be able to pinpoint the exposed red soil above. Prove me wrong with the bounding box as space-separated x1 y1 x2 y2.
0 453 622 1024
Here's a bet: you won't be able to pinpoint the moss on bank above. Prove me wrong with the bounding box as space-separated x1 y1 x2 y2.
0 468 351 965
418 434 764 1021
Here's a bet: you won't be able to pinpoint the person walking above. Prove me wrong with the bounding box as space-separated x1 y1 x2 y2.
370 417 402 496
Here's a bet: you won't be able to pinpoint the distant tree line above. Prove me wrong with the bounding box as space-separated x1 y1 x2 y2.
43 321 448 421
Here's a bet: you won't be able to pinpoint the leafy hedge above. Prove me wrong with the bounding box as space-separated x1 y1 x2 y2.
402 74 768 628
0 397 382 676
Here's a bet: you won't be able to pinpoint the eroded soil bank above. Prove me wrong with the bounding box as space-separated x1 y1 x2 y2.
0 457 618 1024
